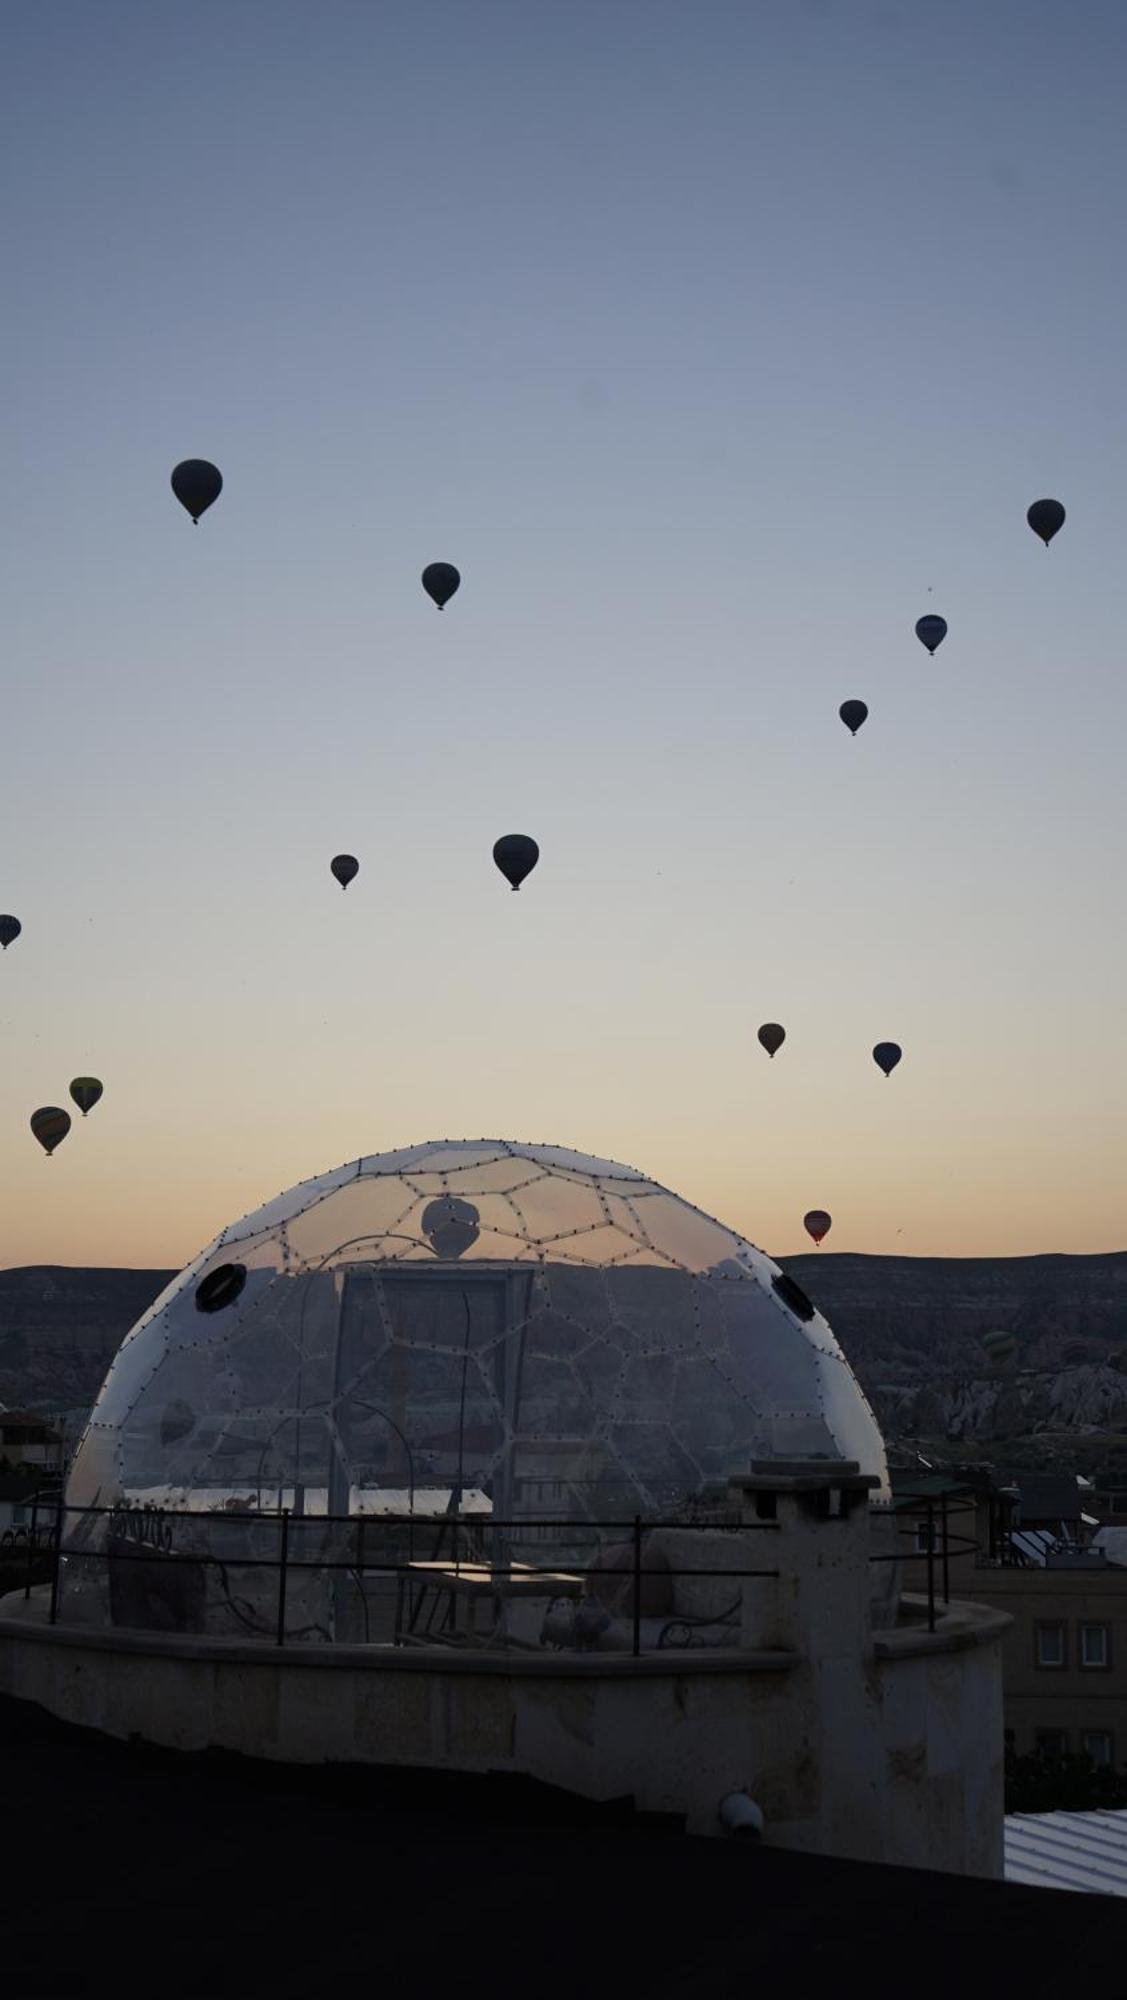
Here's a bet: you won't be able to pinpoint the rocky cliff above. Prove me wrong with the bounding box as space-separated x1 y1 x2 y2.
4 1253 1127 1462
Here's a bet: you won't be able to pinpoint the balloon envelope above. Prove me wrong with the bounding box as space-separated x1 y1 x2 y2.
757 1023 786 1058
171 459 223 523
981 1329 1017 1363
0 915 20 950
493 834 539 890
803 1209 832 1245
69 1077 103 1117
422 562 460 609
872 1041 902 1077
915 615 947 655
31 1107 71 1156
839 700 868 736
331 854 360 890
422 1196 480 1260
1027 498 1065 546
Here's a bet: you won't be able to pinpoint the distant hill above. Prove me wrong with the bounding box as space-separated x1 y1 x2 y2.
0 1267 175 1420
4 1253 1127 1453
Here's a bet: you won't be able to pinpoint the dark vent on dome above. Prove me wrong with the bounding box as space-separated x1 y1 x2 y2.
772 1273 816 1323
195 1263 247 1314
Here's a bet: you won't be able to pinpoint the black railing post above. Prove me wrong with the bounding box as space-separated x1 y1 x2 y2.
48 1494 65 1626
276 1508 290 1647
926 1500 935 1633
25 1494 38 1601
941 1490 950 1604
632 1515 642 1658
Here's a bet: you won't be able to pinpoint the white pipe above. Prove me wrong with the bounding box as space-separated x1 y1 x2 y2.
718 1791 764 1838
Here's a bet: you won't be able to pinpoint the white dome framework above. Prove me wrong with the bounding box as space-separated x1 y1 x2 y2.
61 1141 887 1640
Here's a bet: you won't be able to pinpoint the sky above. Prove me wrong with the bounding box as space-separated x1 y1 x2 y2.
2 0 1125 1271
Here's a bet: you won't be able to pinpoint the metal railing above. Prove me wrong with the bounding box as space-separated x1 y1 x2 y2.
878 1494 982 1632
48 1498 782 1659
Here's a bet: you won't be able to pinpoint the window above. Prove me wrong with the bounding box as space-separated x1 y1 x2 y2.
1080 1623 1110 1668
1036 1730 1068 1759
1035 1622 1066 1668
1083 1732 1113 1768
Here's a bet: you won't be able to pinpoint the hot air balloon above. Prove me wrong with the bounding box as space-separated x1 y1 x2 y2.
493 834 539 890
69 1077 103 1117
330 854 359 891
915 615 947 655
1027 498 1065 547
171 460 223 523
422 562 460 609
839 700 868 736
422 1196 480 1260
803 1209 832 1246
872 1042 902 1078
758 1023 786 1058
0 915 20 950
160 1399 197 1447
31 1107 71 1157
981 1329 1017 1366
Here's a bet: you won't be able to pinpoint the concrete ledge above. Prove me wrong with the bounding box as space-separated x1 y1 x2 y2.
0 1612 799 1679
872 1595 1011 1661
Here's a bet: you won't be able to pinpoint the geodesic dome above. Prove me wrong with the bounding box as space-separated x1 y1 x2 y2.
66 1139 887 1526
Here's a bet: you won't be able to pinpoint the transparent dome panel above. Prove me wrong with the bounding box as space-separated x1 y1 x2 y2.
62 1139 888 1638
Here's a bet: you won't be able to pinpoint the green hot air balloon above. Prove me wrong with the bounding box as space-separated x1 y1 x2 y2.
70 1077 103 1117
31 1107 71 1157
981 1329 1017 1366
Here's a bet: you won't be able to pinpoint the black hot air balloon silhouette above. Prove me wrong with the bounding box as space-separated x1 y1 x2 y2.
331 854 359 891
915 615 947 655
1027 498 1065 547
839 700 868 736
803 1209 832 1246
872 1041 902 1078
31 1107 71 1157
422 562 460 609
0 915 21 950
70 1077 103 1117
171 460 223 523
758 1023 786 1058
422 1196 480 1260
493 835 539 890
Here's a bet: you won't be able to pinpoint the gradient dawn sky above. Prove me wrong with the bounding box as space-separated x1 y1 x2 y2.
2 0 1125 1273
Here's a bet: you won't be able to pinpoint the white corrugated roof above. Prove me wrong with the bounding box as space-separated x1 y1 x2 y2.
1005 1810 1127 1896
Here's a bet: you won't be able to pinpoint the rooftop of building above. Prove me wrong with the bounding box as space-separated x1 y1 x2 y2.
3 1692 1125 1998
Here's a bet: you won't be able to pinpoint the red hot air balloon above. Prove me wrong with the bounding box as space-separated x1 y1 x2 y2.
803 1209 832 1246
758 1023 786 1058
